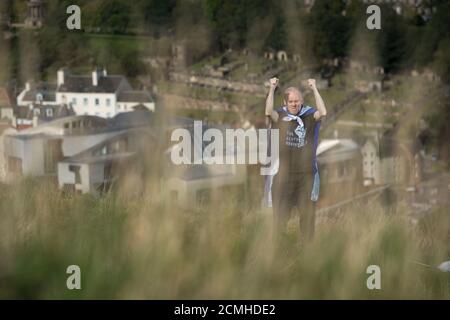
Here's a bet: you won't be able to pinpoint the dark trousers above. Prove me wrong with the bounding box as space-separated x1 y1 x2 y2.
272 171 316 242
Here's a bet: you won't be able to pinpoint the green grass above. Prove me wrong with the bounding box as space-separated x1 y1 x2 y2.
168 108 241 124
0 176 448 299
157 81 264 106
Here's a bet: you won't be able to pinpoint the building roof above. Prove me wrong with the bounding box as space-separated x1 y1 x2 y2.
317 139 359 156
62 125 158 165
58 75 127 93
22 83 57 102
166 116 197 128
14 104 75 122
107 110 154 130
117 90 153 103
9 114 108 137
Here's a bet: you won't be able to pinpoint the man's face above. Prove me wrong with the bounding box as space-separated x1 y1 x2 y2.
285 91 303 114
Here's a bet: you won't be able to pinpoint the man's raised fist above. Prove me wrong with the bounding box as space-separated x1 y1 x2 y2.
307 78 316 89
269 77 279 88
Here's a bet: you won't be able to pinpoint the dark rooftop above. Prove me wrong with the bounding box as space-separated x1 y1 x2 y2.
107 110 154 130
22 83 57 102
14 104 75 122
58 75 129 93
117 90 153 103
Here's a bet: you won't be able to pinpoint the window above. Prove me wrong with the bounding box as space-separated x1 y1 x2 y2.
99 146 108 155
69 165 82 184
36 93 43 102
46 108 53 117
83 98 88 106
94 145 108 156
72 98 77 105
112 138 128 153
106 98 111 106
95 98 99 106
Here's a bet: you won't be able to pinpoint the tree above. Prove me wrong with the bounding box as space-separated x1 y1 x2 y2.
265 14 287 51
412 2 450 69
375 4 408 73
433 39 450 83
203 0 280 51
308 0 351 60
139 0 177 36
90 0 132 34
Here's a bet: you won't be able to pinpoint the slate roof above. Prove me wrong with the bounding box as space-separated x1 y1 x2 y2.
107 110 154 130
14 104 75 122
22 83 57 102
58 75 128 93
117 90 153 103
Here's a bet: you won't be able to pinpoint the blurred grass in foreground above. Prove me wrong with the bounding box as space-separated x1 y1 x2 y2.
0 176 448 299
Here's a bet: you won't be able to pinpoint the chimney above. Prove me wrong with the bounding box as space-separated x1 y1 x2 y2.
92 67 103 86
92 70 98 86
102 67 107 77
25 81 31 91
57 68 68 87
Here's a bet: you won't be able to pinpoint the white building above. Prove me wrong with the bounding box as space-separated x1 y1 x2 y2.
361 135 418 187
361 138 381 186
16 68 155 119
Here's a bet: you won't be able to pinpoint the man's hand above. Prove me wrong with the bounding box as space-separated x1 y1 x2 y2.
308 78 327 120
269 77 279 89
307 78 316 90
266 77 279 122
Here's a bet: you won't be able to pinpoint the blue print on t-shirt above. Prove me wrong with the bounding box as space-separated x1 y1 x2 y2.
285 126 306 148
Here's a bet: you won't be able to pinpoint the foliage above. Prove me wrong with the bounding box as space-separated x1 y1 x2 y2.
0 178 448 299
308 0 351 60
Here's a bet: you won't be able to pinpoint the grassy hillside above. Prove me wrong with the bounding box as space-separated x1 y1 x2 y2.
0 176 448 299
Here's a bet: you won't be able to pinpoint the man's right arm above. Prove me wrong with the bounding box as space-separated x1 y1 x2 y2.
265 77 279 123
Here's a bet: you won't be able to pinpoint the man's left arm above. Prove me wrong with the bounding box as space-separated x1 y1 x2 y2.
307 79 327 120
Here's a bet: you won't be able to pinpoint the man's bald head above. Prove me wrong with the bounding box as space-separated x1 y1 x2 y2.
283 87 303 102
283 87 304 114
